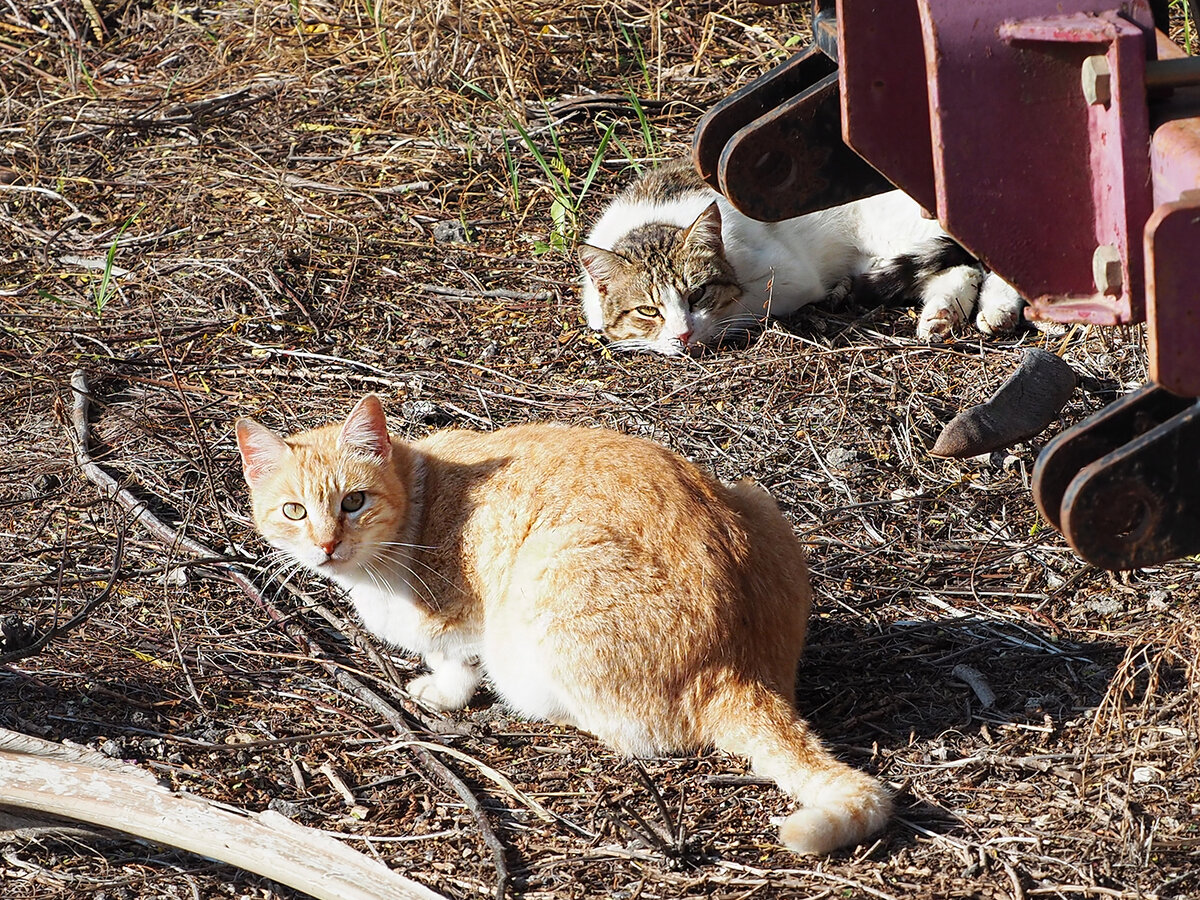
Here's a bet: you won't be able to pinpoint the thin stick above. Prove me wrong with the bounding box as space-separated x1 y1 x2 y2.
65 369 511 900
952 664 998 710
0 505 125 665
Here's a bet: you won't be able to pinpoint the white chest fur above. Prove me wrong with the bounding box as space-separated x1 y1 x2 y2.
345 579 436 653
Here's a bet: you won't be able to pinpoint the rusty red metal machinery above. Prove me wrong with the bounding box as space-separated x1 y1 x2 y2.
694 0 1200 570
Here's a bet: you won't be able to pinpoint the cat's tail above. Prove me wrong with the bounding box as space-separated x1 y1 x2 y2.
707 680 892 855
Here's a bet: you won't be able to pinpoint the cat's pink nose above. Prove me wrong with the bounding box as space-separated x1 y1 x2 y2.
319 539 339 557
678 329 693 344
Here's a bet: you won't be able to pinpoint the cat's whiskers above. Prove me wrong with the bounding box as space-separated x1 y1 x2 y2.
376 538 437 552
373 544 456 588
257 550 299 583
361 555 442 611
707 314 765 347
359 558 391 596
610 337 684 356
367 544 448 606
257 554 308 596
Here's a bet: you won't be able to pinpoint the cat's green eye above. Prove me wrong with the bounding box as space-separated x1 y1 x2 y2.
341 491 366 512
282 502 307 521
635 305 661 319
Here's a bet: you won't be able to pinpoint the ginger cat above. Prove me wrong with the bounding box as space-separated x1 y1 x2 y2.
235 395 891 854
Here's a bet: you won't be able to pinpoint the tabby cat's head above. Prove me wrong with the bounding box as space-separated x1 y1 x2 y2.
579 202 742 355
236 395 410 583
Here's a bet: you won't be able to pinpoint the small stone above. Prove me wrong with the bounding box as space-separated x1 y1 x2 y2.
99 739 123 759
162 567 188 587
1086 597 1123 616
1132 767 1157 784
825 446 857 469
268 798 303 818
1147 589 1170 611
432 220 475 244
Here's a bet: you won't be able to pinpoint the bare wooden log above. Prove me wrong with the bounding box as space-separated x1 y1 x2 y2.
0 728 447 900
930 348 1078 458
0 809 109 842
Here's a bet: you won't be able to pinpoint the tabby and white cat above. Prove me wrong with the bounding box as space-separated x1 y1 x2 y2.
236 395 891 855
579 160 1025 355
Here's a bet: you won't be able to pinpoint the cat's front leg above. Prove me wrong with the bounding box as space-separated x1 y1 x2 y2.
407 651 481 711
974 273 1026 336
916 266 983 341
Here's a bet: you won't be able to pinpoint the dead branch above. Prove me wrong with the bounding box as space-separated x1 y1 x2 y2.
0 728 447 900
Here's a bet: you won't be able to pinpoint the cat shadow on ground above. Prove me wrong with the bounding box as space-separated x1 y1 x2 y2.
793 609 1126 849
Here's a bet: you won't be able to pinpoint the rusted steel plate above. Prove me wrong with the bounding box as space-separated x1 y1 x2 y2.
1059 399 1200 569
693 47 837 191
1146 192 1200 396
837 0 937 214
921 0 1155 326
715 71 894 221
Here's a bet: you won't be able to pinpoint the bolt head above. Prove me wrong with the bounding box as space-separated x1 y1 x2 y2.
1082 55 1112 106
1093 244 1123 296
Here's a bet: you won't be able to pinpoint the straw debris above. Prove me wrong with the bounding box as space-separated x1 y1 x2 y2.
2 2 1198 899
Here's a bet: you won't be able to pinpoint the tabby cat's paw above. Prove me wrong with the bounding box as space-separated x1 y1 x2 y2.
917 267 982 342
974 274 1026 336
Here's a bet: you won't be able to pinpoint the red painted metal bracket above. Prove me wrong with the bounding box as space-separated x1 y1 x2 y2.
692 1 1200 567
995 7 1156 325
1146 191 1200 396
836 0 936 213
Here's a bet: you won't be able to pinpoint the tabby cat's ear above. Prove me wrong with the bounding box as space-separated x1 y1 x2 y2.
578 244 626 288
236 418 289 487
339 395 392 460
682 202 724 255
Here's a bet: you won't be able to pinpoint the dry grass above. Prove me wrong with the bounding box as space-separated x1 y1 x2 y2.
2 2 1199 898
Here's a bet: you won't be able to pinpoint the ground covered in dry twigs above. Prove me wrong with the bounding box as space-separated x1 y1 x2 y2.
2 2 1198 898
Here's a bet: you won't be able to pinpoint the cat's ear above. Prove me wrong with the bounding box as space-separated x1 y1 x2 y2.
578 245 626 291
339 395 392 460
683 202 724 255
236 418 289 487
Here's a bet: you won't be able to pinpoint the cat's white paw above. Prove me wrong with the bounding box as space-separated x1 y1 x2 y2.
974 273 1026 336
917 266 982 342
406 666 478 711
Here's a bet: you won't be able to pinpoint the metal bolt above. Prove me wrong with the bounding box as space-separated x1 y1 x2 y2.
1093 244 1123 296
1082 55 1111 106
